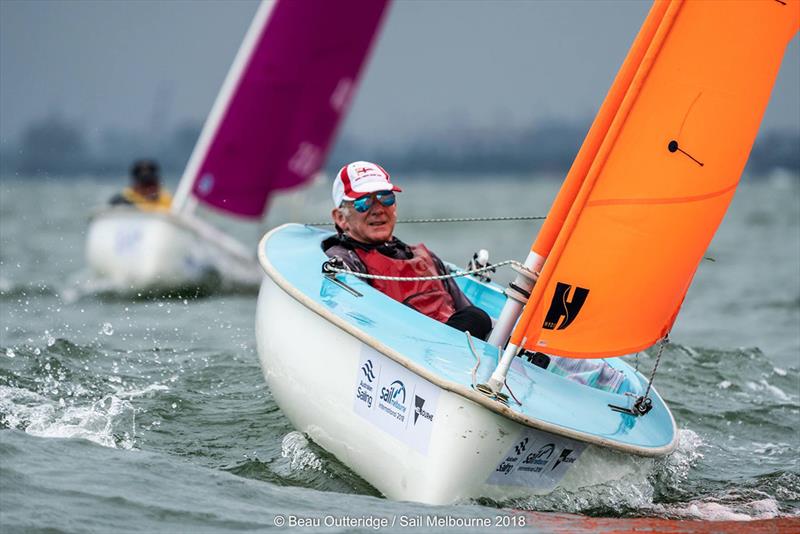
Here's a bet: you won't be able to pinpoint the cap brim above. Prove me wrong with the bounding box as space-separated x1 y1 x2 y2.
343 183 402 201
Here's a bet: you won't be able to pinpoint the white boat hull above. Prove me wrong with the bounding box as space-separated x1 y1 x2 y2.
86 209 261 293
256 273 651 505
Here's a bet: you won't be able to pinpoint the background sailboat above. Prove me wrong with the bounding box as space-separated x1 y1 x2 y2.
85 0 389 294
255 0 799 505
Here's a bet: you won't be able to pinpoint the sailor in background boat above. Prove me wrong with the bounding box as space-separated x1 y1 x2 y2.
323 161 492 339
109 159 172 211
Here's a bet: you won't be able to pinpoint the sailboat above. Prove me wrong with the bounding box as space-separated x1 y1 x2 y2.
86 0 390 294
255 0 799 505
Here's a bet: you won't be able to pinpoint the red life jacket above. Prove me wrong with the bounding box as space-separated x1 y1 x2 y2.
355 244 456 323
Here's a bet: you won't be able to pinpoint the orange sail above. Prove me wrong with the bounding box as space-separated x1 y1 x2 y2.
531 0 669 260
513 0 800 358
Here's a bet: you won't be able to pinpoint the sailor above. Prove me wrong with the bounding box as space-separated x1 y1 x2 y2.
109 159 172 211
323 161 492 340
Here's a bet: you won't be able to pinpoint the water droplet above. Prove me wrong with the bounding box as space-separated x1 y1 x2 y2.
5 348 15 358
171 403 177 409
101 322 114 336
33 347 41 355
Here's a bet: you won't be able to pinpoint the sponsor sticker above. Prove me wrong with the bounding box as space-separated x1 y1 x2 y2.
487 428 586 491
114 227 143 255
353 346 440 454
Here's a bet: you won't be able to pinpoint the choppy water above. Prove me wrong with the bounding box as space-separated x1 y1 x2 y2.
1 174 798 533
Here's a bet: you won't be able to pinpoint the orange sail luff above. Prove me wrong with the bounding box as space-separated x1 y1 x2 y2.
531 0 670 260
512 0 799 358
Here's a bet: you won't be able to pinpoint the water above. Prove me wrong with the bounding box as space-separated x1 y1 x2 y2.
1 174 798 533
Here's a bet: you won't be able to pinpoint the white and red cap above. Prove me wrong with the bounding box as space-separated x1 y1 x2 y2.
332 161 402 207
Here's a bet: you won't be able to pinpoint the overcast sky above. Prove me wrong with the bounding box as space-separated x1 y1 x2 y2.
1 0 798 147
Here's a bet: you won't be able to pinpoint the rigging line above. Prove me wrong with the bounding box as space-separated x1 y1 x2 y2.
322 259 524 282
643 335 668 401
303 215 546 226
465 331 480 390
504 377 522 406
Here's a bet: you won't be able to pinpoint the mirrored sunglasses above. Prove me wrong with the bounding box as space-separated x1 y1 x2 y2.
352 191 396 213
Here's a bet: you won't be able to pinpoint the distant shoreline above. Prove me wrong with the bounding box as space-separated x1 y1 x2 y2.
1 115 797 178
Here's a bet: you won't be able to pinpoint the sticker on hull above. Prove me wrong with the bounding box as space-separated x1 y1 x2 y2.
353 346 440 454
487 428 586 491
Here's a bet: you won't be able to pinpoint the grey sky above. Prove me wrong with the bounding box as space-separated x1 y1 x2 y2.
1 0 798 147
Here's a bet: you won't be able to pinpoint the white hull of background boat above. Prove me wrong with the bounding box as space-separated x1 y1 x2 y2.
86 208 261 292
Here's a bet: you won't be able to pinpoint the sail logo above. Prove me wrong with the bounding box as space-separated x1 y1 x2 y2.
380 380 407 412
361 360 376 383
518 443 555 473
198 173 214 195
114 228 143 254
542 282 589 330
288 142 321 177
413 395 433 425
330 77 354 112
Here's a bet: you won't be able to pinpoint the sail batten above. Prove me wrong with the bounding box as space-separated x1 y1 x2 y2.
586 181 739 208
512 0 800 359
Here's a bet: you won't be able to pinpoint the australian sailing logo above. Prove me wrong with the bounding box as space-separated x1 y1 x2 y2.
361 360 376 383
495 437 529 475
413 395 434 425
356 359 377 408
542 282 589 330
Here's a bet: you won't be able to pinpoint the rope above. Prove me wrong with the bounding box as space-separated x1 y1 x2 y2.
504 377 522 406
305 214 546 227
642 336 668 401
465 331 480 390
323 259 525 282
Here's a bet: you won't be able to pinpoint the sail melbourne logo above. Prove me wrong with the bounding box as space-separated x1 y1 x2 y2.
381 380 406 409
378 380 408 421
518 443 555 473
542 282 589 330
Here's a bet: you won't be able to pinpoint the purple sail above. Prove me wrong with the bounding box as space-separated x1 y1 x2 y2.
182 0 390 219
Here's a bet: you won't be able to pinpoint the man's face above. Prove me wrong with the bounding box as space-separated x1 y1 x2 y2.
332 192 397 244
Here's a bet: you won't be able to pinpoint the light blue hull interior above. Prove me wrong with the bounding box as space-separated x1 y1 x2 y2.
262 224 677 454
